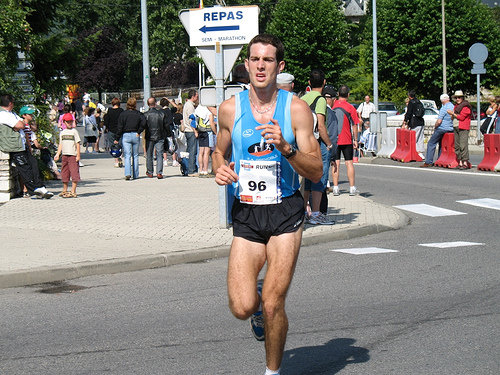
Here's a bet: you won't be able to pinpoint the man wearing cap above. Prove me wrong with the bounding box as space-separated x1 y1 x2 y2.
321 85 338 205
0 94 53 198
301 70 335 225
276 73 294 92
421 94 454 167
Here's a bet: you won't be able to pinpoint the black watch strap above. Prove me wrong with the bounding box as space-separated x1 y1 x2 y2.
284 145 297 159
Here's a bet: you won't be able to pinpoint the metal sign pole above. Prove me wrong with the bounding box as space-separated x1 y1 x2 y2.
215 42 230 228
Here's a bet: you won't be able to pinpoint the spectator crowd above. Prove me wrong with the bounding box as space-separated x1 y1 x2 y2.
1 68 498 218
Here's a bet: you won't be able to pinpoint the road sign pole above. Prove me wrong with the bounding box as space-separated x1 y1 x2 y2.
468 43 488 144
215 42 230 228
476 73 481 143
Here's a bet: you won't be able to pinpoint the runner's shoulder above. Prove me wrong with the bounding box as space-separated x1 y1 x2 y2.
218 95 236 127
291 94 312 113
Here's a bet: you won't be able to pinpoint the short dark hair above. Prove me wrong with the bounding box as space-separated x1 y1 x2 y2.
408 90 416 98
187 89 197 100
309 70 325 89
111 97 121 106
232 63 249 83
338 85 350 98
0 94 14 107
147 97 156 107
160 98 169 108
247 33 284 64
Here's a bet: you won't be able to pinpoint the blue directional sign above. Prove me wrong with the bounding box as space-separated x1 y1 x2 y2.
184 6 259 47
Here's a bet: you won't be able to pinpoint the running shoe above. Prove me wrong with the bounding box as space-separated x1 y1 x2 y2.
308 213 335 225
250 279 265 341
332 187 340 196
34 186 53 199
349 186 359 196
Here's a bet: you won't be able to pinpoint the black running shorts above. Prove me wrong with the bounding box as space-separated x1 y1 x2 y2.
198 131 209 147
232 190 305 244
335 144 354 161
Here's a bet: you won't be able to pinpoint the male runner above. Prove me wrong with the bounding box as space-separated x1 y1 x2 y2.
212 34 322 375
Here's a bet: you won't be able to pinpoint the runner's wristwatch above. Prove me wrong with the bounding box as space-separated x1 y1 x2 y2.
284 144 297 159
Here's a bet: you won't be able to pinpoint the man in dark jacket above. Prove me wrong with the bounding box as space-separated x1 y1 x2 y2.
104 97 124 167
144 97 169 179
403 90 425 158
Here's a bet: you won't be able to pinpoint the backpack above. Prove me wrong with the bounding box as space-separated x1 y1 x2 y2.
332 106 355 142
414 100 425 118
309 95 323 140
0 108 25 153
325 106 339 152
196 116 211 132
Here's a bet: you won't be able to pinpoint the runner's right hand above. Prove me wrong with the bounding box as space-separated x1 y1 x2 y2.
215 162 238 186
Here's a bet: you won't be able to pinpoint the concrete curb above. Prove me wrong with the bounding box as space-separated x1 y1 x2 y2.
303 201 409 246
0 206 409 289
0 246 231 289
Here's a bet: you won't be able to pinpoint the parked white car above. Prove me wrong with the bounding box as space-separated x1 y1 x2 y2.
421 99 437 110
386 108 439 127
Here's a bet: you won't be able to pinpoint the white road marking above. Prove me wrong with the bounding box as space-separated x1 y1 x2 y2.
457 198 500 211
393 204 467 217
419 241 485 248
357 163 500 178
331 247 399 255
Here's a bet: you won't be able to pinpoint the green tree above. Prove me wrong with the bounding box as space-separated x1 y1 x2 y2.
73 27 128 101
373 0 500 101
266 0 350 91
0 0 31 94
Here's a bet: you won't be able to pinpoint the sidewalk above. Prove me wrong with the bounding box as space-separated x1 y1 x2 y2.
0 152 408 289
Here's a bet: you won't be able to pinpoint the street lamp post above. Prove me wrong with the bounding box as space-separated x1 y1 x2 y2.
442 0 447 93
140 0 151 103
372 0 378 113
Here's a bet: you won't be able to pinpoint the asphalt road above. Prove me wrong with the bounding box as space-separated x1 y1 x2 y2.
1 164 499 374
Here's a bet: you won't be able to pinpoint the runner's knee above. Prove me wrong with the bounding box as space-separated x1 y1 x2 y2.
229 298 258 320
262 295 285 321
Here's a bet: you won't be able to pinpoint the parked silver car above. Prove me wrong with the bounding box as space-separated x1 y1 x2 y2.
378 102 399 117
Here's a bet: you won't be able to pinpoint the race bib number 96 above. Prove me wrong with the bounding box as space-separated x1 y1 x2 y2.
238 160 281 205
